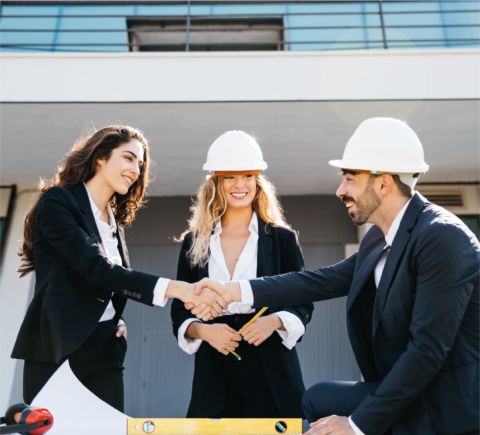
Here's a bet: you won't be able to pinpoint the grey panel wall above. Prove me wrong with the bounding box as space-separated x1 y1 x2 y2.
123 195 360 417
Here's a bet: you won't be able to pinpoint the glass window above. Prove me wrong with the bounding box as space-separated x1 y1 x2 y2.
128 17 284 51
1 2 478 52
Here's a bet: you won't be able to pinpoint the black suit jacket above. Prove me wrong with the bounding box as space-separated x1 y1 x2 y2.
171 218 314 418
248 193 479 435
12 183 160 363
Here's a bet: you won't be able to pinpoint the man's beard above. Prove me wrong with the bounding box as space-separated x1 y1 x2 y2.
345 179 381 225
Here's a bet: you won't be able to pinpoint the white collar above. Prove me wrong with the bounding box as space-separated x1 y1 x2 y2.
385 198 412 247
83 183 116 231
213 211 259 236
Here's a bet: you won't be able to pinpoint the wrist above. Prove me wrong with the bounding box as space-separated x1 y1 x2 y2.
166 281 192 301
186 321 205 340
269 314 284 330
226 281 242 302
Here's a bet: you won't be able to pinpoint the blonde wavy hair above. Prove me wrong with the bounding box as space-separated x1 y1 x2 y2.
179 174 289 268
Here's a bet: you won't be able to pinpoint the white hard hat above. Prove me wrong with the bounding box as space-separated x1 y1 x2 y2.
203 131 268 174
329 118 429 188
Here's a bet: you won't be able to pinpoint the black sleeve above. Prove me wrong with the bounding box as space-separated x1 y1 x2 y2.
351 223 479 434
36 187 159 306
270 231 314 341
250 251 357 308
171 234 198 340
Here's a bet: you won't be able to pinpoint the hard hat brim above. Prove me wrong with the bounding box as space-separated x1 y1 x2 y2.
328 159 429 173
203 163 267 171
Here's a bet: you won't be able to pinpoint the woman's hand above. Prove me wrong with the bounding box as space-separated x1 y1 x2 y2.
116 324 127 340
241 314 282 346
189 323 242 355
170 281 228 318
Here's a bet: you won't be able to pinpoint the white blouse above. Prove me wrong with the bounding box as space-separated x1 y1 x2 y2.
85 184 125 326
178 212 305 354
84 184 170 326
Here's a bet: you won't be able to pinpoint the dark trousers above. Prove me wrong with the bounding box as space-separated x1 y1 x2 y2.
302 381 393 435
211 316 282 418
23 320 127 412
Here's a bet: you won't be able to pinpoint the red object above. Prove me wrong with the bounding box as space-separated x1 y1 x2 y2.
20 407 54 435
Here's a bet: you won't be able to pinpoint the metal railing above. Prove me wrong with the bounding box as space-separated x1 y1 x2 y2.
0 1 478 52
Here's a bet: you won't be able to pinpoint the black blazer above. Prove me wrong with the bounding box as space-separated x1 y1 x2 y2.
248 193 479 435
171 218 314 418
12 183 160 363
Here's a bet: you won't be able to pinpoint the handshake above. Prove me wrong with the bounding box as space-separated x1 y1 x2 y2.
170 278 242 321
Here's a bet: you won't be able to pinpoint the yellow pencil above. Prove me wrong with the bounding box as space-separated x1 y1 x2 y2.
237 307 268 335
226 307 269 360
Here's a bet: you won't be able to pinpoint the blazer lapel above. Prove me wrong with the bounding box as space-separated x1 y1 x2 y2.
347 241 386 313
256 218 272 278
116 226 130 268
71 183 107 256
373 193 427 335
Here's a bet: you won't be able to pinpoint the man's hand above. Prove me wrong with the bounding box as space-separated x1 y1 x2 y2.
186 287 229 318
241 314 282 346
116 324 127 340
194 278 233 302
170 281 228 318
305 416 355 435
187 278 243 320
184 279 233 320
202 324 242 355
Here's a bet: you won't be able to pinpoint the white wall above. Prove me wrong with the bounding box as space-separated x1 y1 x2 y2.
1 49 479 103
0 187 36 411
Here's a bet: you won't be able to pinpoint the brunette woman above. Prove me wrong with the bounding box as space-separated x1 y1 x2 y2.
171 131 314 418
12 125 226 411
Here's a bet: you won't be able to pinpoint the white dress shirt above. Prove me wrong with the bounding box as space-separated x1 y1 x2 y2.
238 200 412 435
177 212 306 354
84 184 170 327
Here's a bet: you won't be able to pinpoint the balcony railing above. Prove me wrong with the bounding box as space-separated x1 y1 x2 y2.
0 1 478 52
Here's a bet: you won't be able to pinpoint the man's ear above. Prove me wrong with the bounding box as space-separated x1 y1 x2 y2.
379 173 395 196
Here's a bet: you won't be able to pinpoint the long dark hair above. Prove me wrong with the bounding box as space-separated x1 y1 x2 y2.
18 125 151 277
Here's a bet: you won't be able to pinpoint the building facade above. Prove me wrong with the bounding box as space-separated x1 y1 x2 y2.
1 0 479 416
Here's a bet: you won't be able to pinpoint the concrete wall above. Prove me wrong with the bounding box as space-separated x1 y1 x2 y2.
1 49 479 103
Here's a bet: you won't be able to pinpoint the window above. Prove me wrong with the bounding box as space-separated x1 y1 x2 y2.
127 17 284 51
0 186 16 261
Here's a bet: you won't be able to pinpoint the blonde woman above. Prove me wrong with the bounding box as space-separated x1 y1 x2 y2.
171 131 314 418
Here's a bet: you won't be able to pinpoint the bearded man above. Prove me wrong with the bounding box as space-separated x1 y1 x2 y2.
191 118 479 435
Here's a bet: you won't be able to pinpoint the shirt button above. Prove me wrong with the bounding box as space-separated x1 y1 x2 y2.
235 317 240 323
128 291 132 296
137 294 141 299
132 292 137 298
123 290 128 295
306 314 310 319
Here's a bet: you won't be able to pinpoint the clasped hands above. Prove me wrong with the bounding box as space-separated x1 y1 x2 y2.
181 278 238 320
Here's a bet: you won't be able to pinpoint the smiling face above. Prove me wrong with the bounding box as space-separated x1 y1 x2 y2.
336 170 382 225
222 174 257 210
96 140 144 196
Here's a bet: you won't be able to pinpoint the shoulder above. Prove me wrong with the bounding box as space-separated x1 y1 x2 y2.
38 186 77 209
266 224 300 247
416 203 479 250
179 231 194 252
